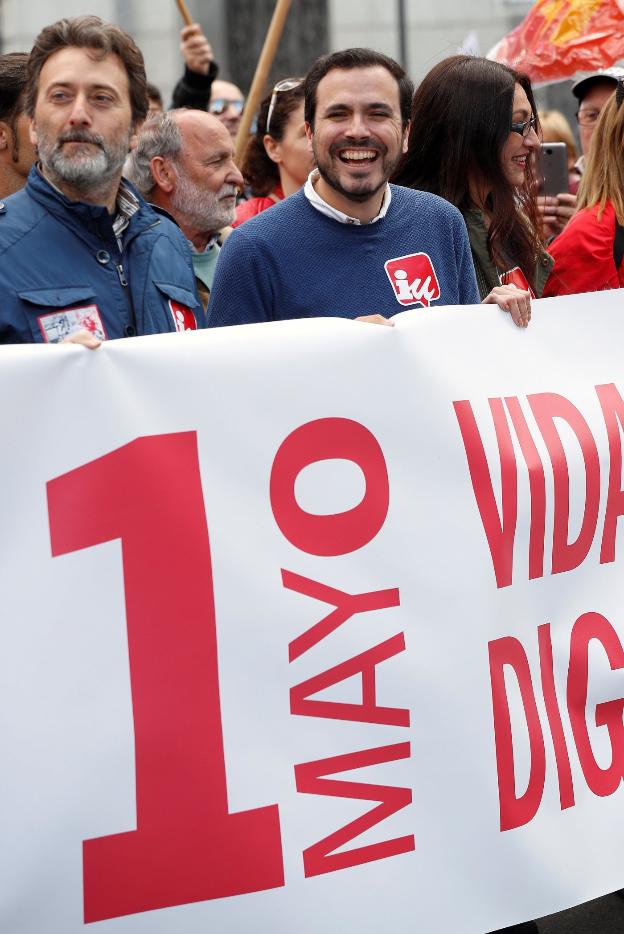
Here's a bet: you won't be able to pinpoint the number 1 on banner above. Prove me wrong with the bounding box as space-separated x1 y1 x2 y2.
47 432 284 923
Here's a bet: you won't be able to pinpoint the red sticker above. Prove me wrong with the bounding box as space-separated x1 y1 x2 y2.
384 252 442 308
169 300 197 332
500 266 536 298
38 305 107 343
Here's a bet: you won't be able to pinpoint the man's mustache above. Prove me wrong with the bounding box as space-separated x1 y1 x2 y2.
56 130 104 149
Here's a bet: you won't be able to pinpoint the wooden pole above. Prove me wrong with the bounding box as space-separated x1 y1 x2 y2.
234 0 293 166
174 0 194 27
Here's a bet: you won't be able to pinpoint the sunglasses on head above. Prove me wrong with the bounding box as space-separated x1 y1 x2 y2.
266 77 303 135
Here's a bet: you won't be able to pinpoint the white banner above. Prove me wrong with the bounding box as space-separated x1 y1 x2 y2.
1 292 624 934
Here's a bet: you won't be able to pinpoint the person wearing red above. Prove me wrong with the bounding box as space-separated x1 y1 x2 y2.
544 82 624 296
233 77 313 227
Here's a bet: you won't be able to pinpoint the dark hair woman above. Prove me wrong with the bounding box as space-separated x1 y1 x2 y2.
543 84 624 295
394 55 553 315
234 78 314 227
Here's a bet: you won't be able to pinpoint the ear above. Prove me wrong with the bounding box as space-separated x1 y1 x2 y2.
150 155 175 194
0 121 10 153
305 121 313 144
263 133 282 165
128 122 139 153
29 117 38 148
401 120 411 155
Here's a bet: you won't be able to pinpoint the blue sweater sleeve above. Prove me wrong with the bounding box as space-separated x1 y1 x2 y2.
207 226 274 327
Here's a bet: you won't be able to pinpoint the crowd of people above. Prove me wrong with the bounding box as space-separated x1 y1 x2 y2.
3 13 624 348
0 13 623 932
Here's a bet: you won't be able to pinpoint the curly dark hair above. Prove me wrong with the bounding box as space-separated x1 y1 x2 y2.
240 80 305 197
393 55 542 290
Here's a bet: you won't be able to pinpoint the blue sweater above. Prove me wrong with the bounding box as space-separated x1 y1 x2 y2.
207 185 479 327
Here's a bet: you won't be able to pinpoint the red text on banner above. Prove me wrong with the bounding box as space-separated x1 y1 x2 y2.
47 432 284 924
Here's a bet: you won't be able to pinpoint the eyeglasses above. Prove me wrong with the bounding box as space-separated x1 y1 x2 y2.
510 114 538 137
266 77 303 135
209 98 244 117
576 108 601 126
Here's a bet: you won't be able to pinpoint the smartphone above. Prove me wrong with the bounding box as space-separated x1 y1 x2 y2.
537 142 569 196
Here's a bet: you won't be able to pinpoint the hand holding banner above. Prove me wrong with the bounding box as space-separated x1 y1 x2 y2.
1 295 624 933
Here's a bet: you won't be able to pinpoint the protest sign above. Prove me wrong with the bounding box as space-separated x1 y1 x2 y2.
1 292 624 933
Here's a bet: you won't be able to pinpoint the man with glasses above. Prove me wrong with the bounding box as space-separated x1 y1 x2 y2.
573 66 624 169
538 67 624 240
171 22 245 141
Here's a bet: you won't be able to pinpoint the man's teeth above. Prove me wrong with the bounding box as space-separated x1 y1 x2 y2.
341 150 376 161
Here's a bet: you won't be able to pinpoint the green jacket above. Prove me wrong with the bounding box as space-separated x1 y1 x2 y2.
462 208 553 300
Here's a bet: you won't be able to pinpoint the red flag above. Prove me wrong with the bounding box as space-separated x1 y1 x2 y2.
489 0 624 83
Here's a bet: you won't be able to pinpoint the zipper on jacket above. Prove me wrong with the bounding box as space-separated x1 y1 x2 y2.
115 262 128 287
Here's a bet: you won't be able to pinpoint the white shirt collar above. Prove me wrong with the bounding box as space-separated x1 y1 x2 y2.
187 234 219 254
304 168 391 225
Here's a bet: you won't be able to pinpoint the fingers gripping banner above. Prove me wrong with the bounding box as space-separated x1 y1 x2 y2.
489 0 624 83
1 292 624 933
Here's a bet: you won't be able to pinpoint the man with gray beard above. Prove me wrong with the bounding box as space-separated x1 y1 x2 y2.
126 109 243 313
0 16 203 345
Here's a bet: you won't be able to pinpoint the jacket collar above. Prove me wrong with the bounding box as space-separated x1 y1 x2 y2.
25 165 159 246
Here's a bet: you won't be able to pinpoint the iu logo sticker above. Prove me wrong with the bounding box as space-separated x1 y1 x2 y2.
384 252 441 308
169 300 197 332
500 266 536 298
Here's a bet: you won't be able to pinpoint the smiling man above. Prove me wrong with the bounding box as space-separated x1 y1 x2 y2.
0 16 202 345
206 48 482 328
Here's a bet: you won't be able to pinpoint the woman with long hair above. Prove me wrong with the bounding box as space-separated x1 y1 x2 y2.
234 77 314 227
393 55 552 311
543 83 624 295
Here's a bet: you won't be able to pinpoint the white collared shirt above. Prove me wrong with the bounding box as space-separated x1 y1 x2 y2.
304 168 392 225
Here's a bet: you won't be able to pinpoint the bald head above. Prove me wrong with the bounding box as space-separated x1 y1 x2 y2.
126 108 243 250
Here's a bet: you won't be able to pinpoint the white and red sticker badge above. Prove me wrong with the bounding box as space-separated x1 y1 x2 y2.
169 300 198 332
384 252 441 308
38 305 107 343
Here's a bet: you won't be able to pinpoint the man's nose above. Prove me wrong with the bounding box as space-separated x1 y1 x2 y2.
227 161 244 188
344 111 369 138
68 94 91 125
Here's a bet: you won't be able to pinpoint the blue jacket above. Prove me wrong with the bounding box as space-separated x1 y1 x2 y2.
0 167 204 343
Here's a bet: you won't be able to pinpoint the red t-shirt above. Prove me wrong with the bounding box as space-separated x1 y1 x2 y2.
232 186 284 228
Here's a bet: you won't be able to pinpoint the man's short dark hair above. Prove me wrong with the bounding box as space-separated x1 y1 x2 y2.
304 48 414 130
26 15 148 125
0 52 29 125
146 82 163 109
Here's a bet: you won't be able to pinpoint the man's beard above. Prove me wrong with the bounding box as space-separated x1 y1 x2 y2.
170 171 238 235
313 137 400 203
37 127 131 190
